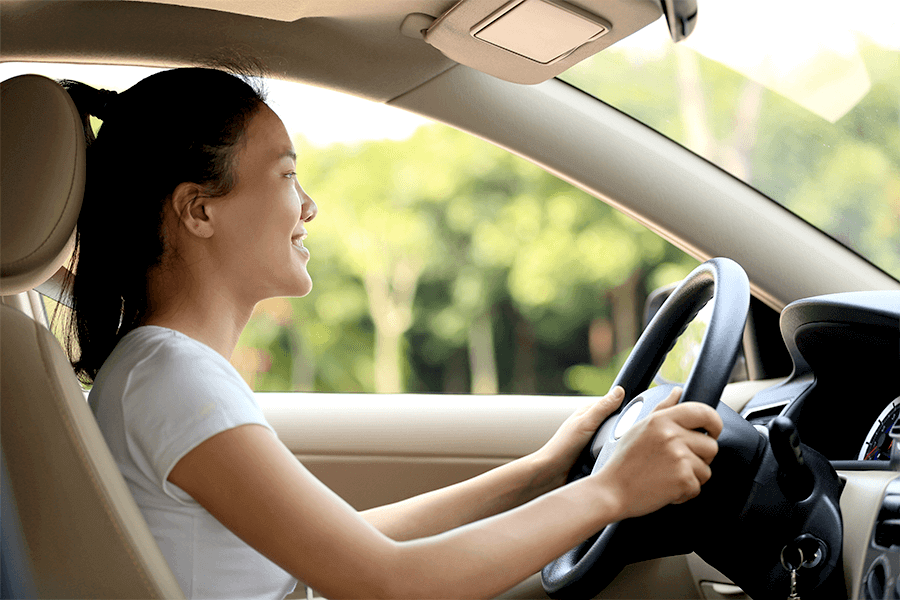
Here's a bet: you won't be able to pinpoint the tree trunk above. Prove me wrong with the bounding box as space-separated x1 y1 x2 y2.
609 270 642 355
443 349 468 393
373 327 404 393
675 46 715 160
724 79 764 182
363 258 423 393
589 317 615 367
289 329 316 392
511 313 537 394
468 309 498 394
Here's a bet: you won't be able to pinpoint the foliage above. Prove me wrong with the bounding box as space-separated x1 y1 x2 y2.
566 41 900 278
235 122 695 394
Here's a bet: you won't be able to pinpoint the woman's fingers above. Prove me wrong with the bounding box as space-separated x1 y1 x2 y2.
589 385 626 422
670 453 713 504
683 429 720 464
651 387 724 439
598 386 727 518
653 386 682 410
532 386 626 492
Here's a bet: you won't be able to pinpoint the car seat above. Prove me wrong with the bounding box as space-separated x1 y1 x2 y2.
0 74 185 599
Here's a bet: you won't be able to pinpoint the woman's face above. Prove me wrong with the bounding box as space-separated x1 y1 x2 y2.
207 104 318 304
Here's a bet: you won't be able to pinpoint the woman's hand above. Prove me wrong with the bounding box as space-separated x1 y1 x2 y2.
530 386 626 492
596 387 723 520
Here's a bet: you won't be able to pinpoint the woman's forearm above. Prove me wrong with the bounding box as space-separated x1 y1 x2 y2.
356 390 721 599
362 451 559 541
361 389 631 542
169 395 718 600
378 473 621 600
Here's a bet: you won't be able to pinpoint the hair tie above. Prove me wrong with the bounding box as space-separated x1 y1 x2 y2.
93 89 119 121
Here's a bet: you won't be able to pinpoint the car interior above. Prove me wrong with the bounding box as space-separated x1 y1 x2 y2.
1 1 899 599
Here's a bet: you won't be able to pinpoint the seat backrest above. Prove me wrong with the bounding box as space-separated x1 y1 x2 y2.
0 74 184 600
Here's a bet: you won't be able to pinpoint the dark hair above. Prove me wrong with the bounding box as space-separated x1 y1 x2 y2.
61 66 267 383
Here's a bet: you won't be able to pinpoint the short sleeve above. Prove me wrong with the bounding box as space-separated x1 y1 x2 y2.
121 332 274 504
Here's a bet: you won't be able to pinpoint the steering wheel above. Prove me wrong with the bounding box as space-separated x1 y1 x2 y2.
541 257 750 599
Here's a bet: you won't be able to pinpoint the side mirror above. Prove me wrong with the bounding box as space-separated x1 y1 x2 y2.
643 282 748 385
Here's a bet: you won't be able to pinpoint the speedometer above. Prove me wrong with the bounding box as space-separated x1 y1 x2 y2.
859 396 900 460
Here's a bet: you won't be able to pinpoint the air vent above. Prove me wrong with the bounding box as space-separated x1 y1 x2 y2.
874 491 900 549
743 401 789 429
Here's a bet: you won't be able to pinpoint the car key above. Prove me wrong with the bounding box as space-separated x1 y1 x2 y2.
781 545 804 600
786 566 801 599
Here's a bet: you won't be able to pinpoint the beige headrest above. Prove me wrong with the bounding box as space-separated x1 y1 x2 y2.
1 74 85 295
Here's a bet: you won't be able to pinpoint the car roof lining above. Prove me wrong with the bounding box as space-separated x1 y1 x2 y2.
0 0 458 103
130 0 454 22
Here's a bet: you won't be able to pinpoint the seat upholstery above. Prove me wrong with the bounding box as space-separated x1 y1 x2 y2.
0 74 184 599
0 75 83 296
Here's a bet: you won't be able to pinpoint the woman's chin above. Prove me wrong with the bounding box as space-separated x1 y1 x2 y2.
291 275 313 298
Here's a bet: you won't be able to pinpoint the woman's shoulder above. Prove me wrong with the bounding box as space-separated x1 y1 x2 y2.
91 325 258 429
100 325 248 395
117 326 226 366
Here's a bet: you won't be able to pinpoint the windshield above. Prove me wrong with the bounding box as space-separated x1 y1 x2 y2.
559 1 900 280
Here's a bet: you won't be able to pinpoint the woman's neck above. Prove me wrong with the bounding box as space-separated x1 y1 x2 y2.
143 306 249 361
143 265 254 361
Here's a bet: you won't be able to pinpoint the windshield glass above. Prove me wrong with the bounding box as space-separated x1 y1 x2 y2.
559 1 900 280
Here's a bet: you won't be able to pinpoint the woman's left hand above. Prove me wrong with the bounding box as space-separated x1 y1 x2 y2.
530 386 625 492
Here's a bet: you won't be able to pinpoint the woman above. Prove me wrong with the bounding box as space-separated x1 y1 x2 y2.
63 66 723 599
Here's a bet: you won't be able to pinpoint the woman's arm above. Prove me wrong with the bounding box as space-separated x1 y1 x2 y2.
362 387 627 540
168 387 722 599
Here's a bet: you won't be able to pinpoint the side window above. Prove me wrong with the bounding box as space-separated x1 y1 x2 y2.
239 111 699 395
2 62 701 396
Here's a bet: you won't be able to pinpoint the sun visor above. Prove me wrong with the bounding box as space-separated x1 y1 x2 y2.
424 0 663 84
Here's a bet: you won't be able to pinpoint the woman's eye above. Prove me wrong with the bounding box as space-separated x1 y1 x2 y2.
285 171 297 180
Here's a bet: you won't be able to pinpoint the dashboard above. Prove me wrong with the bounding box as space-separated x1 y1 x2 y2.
735 292 899 599
740 291 900 464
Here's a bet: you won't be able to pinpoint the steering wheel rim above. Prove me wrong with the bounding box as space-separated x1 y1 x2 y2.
541 257 750 599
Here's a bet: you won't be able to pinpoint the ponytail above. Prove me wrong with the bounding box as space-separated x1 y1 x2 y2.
58 81 118 144
59 68 266 383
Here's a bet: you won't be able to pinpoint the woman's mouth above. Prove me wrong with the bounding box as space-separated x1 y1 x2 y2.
291 232 309 254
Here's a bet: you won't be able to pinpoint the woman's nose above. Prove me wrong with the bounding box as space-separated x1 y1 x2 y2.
299 187 317 222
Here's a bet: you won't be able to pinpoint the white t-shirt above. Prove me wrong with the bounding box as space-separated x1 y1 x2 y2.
89 325 298 600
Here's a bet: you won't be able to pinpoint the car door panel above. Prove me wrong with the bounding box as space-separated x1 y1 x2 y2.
261 380 776 599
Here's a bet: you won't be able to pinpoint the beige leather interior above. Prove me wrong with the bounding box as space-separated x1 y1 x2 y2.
0 74 184 599
0 75 82 295
838 470 899 600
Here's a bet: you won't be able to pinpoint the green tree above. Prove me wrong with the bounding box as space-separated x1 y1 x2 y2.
236 122 697 395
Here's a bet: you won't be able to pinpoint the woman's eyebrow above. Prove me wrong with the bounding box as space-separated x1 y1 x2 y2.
279 149 297 162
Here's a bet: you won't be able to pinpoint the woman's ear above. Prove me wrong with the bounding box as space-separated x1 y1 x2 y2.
171 182 214 239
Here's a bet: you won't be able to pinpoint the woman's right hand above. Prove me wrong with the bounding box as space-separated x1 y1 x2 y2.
596 387 723 521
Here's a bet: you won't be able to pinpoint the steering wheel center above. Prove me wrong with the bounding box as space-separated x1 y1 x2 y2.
612 398 644 439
